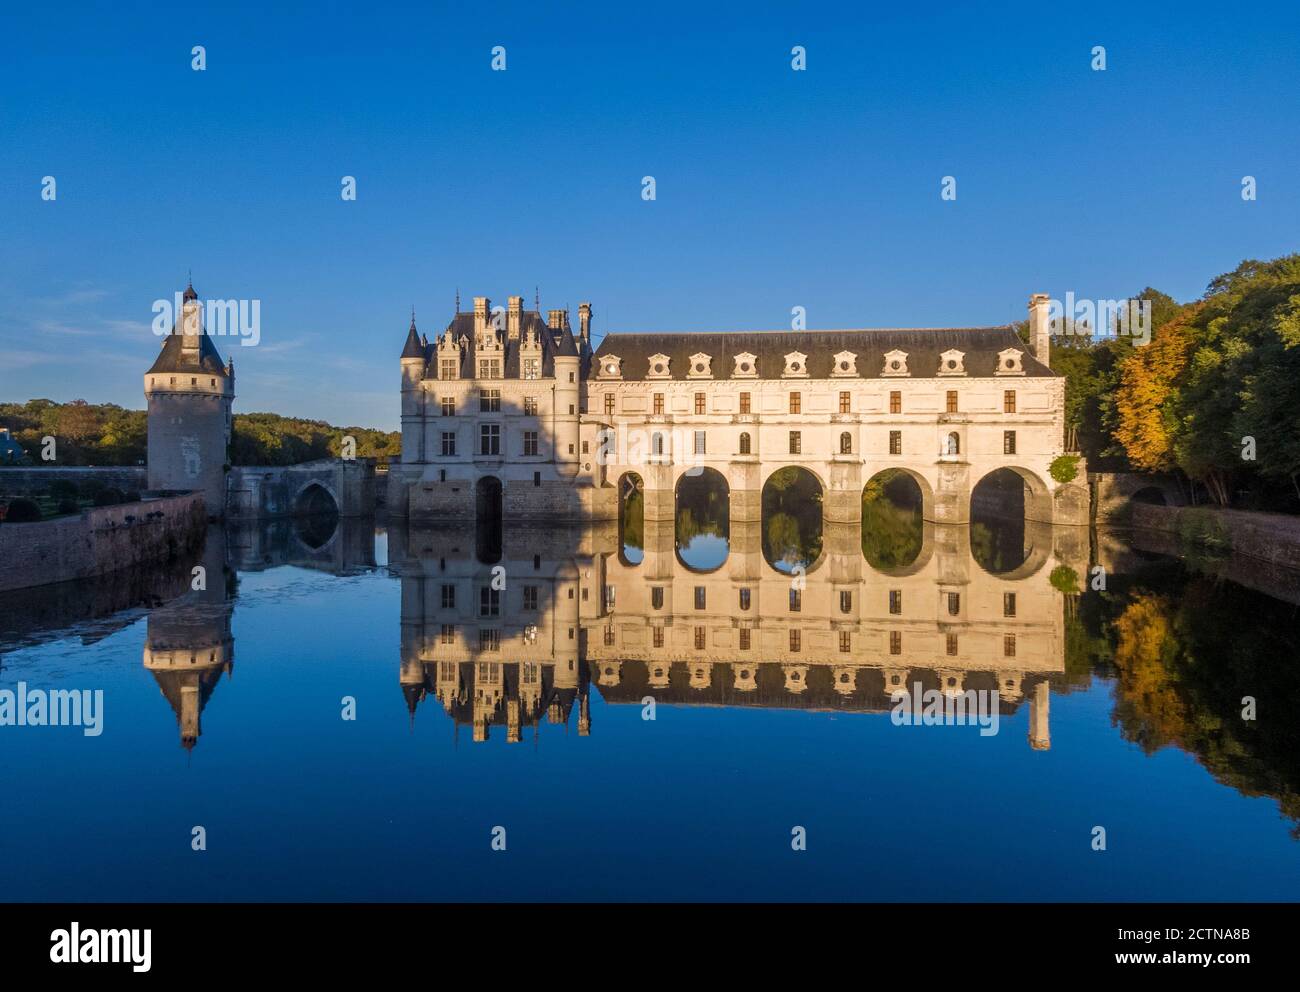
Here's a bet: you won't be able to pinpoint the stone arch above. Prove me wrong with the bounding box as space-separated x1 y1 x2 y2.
674 466 730 573
617 471 645 567
293 480 339 517
761 465 825 575
862 469 933 576
971 466 1053 524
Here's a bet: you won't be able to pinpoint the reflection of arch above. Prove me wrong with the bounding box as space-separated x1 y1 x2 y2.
862 469 931 575
675 467 730 573
761 466 825 575
618 472 645 567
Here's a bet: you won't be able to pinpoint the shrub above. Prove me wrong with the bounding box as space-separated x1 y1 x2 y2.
1049 455 1080 485
1049 564 1079 593
4 498 42 522
92 487 124 507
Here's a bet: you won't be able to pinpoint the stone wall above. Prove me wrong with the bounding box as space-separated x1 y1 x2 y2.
1091 471 1185 523
0 466 147 497
1129 502 1300 571
0 492 206 593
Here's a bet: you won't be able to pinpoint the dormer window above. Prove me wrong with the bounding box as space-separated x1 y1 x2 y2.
733 352 758 378
783 351 809 378
687 352 713 379
996 348 1025 376
598 355 623 379
938 349 966 376
882 349 910 377
831 351 858 377
647 353 671 379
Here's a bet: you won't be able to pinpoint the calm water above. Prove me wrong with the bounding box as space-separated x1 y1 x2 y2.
1 507 1298 902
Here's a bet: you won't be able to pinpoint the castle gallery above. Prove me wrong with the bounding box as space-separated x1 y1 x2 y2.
391 293 1088 528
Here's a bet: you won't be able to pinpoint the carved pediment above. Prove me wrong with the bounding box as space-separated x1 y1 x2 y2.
882 349 909 377
996 348 1025 376
733 352 758 378
687 352 713 379
597 354 623 379
783 351 809 377
647 353 671 379
938 349 966 376
831 350 858 377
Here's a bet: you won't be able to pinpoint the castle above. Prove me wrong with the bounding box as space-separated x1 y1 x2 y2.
391 293 1089 528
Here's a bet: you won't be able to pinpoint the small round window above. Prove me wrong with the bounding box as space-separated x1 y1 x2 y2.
654 363 664 373
791 362 801 372
947 359 957 369
840 360 850 371
740 361 750 372
695 362 705 373
891 360 901 370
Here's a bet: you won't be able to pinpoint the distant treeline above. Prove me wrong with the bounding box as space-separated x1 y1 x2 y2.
0 400 400 467
1019 253 1300 512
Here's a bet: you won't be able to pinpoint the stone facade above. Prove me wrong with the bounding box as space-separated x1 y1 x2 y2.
393 292 1089 527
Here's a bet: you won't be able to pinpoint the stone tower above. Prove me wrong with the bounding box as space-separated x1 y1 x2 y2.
144 282 235 515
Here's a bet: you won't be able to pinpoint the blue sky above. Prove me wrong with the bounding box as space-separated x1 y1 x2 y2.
2 1 1297 430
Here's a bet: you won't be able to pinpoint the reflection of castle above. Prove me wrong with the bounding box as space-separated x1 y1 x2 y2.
142 527 235 751
392 516 1070 749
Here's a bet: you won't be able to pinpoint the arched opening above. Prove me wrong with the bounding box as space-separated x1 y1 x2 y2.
1131 486 1168 506
475 476 503 564
945 432 960 456
762 466 823 574
738 432 751 455
675 468 729 571
862 469 925 571
652 432 665 456
292 483 340 551
839 432 852 454
618 472 644 565
294 482 338 517
970 468 1051 575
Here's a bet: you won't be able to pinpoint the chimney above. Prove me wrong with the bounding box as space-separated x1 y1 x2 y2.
578 302 592 343
507 295 523 341
547 308 567 331
473 296 490 337
1028 293 1051 369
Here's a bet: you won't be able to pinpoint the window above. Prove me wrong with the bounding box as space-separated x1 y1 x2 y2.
839 391 851 414
652 432 665 455
694 626 706 650
789 431 802 455
479 424 500 455
441 432 457 456
1004 390 1016 413
441 585 456 609
651 587 664 610
523 586 538 611
739 588 751 611
694 431 706 455
522 358 540 380
889 431 902 455
890 390 902 414
789 392 801 414
889 590 902 615
653 627 665 649
478 629 501 652
739 628 751 651
653 393 664 415
480 587 501 617
739 392 751 414
1004 430 1017 455
890 631 902 655
1003 592 1017 617
789 588 801 612
533 471 541 487
440 396 456 416
520 431 539 457
839 631 851 654
478 359 501 379
947 592 960 616
739 432 751 455
1004 634 1017 658
605 393 615 416
604 626 616 647
523 396 538 416
695 392 706 415
840 432 852 454
440 624 455 645
695 586 706 610
440 358 457 380
946 633 958 656
840 590 852 614
789 629 801 653
945 432 960 456
946 390 958 413
480 389 501 412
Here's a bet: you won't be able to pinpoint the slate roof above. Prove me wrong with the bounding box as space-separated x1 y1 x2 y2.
405 310 583 381
591 327 1051 380
147 326 231 377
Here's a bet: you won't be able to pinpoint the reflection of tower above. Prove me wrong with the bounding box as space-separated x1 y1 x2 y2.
144 282 235 514
1028 678 1051 751
142 527 235 752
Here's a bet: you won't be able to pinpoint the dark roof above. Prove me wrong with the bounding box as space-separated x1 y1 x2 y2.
409 310 580 380
147 326 230 377
401 318 424 359
591 327 1051 380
